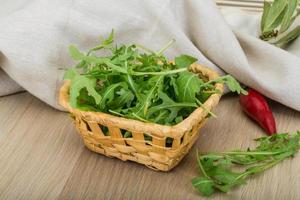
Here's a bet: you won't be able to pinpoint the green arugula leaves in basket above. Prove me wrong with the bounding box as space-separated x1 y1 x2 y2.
192 131 300 196
64 30 246 125
260 0 300 46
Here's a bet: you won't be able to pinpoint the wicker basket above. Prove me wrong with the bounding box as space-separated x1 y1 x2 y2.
59 63 223 171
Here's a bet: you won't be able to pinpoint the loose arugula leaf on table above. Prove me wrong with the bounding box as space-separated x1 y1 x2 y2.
192 131 300 196
64 31 245 125
192 177 215 196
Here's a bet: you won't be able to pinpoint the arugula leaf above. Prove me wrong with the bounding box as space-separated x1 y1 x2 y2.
176 71 204 103
102 29 115 45
104 60 128 74
147 92 197 124
123 131 132 138
192 131 300 196
200 75 248 95
87 29 115 55
64 68 78 80
69 45 85 60
99 82 127 110
107 88 134 110
133 75 164 117
64 69 102 108
222 76 248 95
75 89 99 111
69 74 102 108
192 177 215 196
169 75 179 96
175 55 198 68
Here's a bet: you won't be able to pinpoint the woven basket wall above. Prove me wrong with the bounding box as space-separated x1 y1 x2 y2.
59 63 223 171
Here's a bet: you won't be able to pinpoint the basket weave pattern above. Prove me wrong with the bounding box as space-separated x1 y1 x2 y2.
59 64 223 171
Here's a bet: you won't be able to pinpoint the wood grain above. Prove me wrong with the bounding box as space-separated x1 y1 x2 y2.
0 92 299 200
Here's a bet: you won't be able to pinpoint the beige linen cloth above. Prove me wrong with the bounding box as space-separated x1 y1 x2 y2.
0 0 299 111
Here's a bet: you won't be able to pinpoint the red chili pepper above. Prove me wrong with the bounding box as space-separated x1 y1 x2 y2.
239 88 277 135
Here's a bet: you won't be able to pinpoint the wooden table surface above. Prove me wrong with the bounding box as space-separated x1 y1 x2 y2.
0 92 299 200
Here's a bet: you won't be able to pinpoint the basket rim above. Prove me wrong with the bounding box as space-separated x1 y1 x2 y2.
59 63 223 138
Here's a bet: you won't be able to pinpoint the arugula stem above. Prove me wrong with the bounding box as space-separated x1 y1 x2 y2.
127 74 139 95
109 109 125 117
192 180 214 186
87 45 104 56
233 158 284 182
150 102 198 112
219 151 286 156
104 61 128 74
132 113 150 122
124 60 140 99
199 75 230 89
143 75 164 115
199 154 269 165
202 89 222 94
196 150 211 180
156 39 176 55
133 67 187 76
135 44 156 54
136 38 175 56
153 110 169 123
196 99 217 118
199 150 287 162
104 60 187 77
